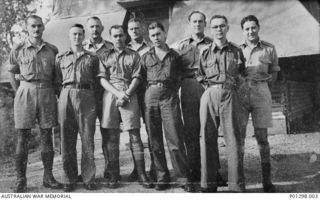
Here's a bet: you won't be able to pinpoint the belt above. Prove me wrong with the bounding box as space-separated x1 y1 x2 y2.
207 82 235 90
63 83 93 90
20 81 52 88
148 81 172 88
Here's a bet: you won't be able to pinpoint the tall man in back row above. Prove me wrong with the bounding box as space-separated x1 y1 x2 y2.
176 11 226 187
8 15 62 193
239 15 279 192
197 15 246 192
83 16 114 180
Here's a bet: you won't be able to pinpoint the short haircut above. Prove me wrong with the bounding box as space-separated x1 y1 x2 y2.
210 15 228 24
240 15 260 29
188 11 206 22
148 21 165 32
87 16 102 23
109 25 124 35
70 23 85 33
128 17 142 25
25 15 43 24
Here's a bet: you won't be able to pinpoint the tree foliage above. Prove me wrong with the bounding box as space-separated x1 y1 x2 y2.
0 0 35 65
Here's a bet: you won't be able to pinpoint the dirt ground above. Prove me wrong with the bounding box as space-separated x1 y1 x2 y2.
0 117 319 193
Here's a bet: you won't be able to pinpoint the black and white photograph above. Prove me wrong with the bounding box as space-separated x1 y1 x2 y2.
0 0 319 199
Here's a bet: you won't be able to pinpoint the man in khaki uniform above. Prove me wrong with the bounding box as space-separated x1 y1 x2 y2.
98 25 152 189
176 11 226 186
83 16 114 180
239 15 279 192
197 15 245 192
56 24 99 192
126 17 156 182
8 15 62 193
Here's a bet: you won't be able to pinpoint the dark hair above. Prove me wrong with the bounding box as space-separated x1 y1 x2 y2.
87 16 102 23
128 17 142 25
148 21 165 32
210 15 228 24
25 15 43 24
240 15 260 29
109 25 124 35
70 23 85 33
188 11 206 22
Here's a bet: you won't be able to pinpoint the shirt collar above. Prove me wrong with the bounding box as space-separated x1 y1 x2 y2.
211 40 230 52
110 46 131 56
127 39 148 50
85 38 110 49
242 39 262 49
25 38 46 49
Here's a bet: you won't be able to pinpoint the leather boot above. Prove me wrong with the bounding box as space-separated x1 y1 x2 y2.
217 171 228 187
136 159 154 188
262 163 276 192
14 153 28 193
41 152 63 189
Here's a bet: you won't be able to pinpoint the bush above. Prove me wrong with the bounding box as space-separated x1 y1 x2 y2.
0 85 41 158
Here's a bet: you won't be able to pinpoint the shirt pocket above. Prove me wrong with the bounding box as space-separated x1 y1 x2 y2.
60 60 73 81
180 47 194 68
19 57 34 75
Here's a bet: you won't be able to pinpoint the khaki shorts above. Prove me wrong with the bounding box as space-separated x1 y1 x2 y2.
101 91 140 131
238 82 272 128
14 81 57 129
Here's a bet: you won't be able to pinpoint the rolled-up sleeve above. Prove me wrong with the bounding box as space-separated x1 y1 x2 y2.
131 53 142 80
270 47 280 72
8 49 20 74
97 59 110 80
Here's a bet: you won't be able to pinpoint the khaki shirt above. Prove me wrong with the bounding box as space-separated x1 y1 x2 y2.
98 47 142 85
8 39 58 82
197 41 245 85
56 50 99 86
240 40 280 81
141 46 182 85
177 36 212 77
127 40 151 57
83 39 113 61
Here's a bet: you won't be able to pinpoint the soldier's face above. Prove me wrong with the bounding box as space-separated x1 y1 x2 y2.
242 21 260 43
210 18 229 40
149 27 166 47
189 13 206 34
26 18 44 39
87 19 104 39
128 21 143 40
110 28 126 49
69 27 85 46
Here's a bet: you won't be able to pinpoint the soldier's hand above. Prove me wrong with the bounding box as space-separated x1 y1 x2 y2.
117 91 130 102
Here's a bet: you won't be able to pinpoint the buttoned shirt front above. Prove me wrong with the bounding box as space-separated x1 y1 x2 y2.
177 36 212 77
83 39 113 61
127 40 151 57
141 46 182 85
8 39 58 82
97 47 142 85
56 50 99 86
197 41 245 85
240 40 280 81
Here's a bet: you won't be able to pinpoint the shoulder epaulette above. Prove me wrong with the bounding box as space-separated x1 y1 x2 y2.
260 40 274 48
45 42 58 54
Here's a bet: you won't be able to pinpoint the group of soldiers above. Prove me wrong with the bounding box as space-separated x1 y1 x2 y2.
8 10 279 193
